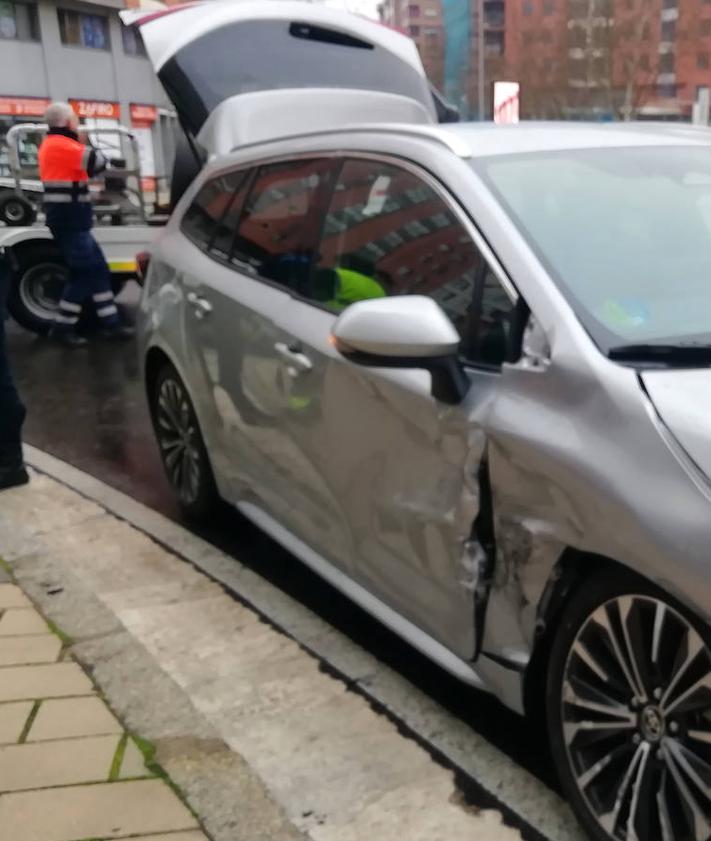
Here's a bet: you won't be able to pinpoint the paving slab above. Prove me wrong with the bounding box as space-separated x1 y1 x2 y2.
0 779 200 841
29 696 122 742
0 634 61 666
0 584 31 608
0 700 33 744
0 662 93 702
0 733 120 792
0 608 49 636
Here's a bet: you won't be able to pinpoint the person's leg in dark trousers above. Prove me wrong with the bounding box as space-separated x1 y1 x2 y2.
49 226 92 345
50 227 130 343
0 251 29 490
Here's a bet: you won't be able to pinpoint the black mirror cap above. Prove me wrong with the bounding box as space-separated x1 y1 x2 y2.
342 351 469 405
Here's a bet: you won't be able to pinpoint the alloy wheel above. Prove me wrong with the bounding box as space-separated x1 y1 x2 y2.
563 594 711 841
155 377 202 506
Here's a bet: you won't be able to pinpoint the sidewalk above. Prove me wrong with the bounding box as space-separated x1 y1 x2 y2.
0 573 207 841
0 461 556 841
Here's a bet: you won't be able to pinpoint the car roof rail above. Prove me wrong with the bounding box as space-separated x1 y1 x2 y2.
231 123 472 160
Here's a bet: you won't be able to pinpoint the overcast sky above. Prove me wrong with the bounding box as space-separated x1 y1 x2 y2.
322 0 380 19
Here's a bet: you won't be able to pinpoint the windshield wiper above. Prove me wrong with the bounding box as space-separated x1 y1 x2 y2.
608 343 711 365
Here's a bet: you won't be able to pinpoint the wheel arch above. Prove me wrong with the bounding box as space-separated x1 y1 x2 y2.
523 549 629 720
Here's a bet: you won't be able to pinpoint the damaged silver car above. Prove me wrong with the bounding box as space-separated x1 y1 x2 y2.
130 3 711 840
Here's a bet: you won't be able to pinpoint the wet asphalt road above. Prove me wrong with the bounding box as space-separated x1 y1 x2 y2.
6 283 556 796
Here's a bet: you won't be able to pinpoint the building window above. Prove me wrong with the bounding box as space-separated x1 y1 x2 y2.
57 9 109 50
661 19 676 42
543 0 555 14
408 3 420 15
484 29 505 54
522 0 533 14
409 23 420 35
701 19 711 35
659 51 675 73
699 52 710 69
0 1 39 41
658 82 676 97
121 22 145 56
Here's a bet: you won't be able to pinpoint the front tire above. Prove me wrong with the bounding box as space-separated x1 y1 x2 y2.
547 569 711 841
7 243 68 334
149 363 218 520
7 243 126 335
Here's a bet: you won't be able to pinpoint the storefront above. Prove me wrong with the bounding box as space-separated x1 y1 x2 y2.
0 0 176 197
1 93 175 206
0 96 50 176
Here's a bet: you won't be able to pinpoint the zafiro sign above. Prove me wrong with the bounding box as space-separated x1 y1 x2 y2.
69 100 121 120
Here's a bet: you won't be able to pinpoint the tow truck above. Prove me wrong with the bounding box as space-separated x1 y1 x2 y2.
0 124 163 333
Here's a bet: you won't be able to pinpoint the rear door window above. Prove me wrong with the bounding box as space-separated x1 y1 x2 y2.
180 170 247 251
231 159 337 292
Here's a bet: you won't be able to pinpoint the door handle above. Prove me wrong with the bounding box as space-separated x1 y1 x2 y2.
274 341 312 373
186 291 213 319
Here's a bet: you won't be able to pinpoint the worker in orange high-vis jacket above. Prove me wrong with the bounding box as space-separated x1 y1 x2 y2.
38 102 133 347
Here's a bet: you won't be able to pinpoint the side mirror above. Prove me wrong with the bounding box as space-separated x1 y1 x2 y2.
332 296 470 405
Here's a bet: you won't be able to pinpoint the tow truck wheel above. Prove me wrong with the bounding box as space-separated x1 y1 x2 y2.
7 243 124 335
0 194 36 227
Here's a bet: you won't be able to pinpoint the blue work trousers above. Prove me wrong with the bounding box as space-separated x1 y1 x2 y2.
50 227 119 331
0 253 26 466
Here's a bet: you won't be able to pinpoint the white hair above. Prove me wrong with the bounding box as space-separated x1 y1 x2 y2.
44 101 76 128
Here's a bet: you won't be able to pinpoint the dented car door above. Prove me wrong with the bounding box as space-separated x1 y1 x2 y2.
283 157 518 659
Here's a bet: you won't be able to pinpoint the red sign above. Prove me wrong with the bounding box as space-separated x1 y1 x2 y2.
0 96 51 117
70 99 120 120
130 104 158 126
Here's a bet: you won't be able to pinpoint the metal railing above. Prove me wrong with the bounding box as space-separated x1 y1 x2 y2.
5 123 147 224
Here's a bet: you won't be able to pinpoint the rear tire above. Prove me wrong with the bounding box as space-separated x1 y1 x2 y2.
547 568 711 841
0 193 36 227
149 363 218 521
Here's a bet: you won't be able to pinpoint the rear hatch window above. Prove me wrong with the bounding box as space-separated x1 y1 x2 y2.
159 19 434 135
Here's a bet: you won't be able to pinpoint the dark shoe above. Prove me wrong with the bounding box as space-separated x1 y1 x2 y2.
0 464 29 491
97 324 135 341
48 327 88 348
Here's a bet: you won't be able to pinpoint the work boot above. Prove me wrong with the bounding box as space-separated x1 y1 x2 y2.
0 465 29 491
48 327 88 348
0 462 29 491
97 324 135 341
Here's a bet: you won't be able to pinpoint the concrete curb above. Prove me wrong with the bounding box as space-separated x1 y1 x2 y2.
23 444 583 841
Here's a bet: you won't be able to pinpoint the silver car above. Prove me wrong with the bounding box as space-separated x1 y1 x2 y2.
132 6 711 841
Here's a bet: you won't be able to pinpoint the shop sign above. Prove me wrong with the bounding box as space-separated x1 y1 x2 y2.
70 99 120 120
0 96 50 117
130 104 158 126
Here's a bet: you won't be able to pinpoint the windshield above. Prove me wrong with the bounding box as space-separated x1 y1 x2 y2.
474 145 711 352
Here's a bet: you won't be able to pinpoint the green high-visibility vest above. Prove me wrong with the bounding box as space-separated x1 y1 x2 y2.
326 267 386 312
